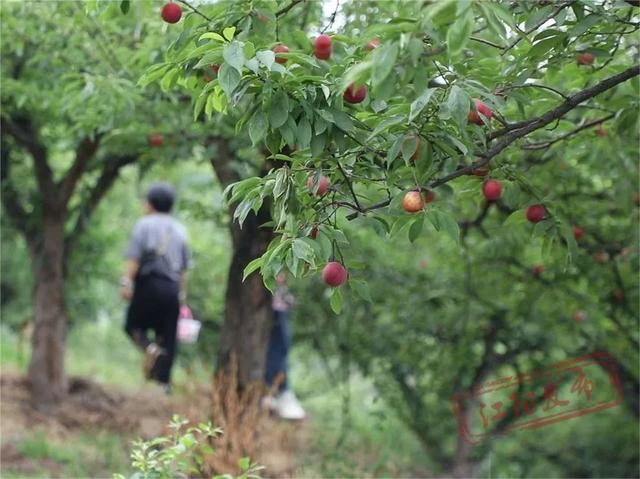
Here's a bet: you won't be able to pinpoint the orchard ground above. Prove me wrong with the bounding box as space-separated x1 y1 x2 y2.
0 320 430 478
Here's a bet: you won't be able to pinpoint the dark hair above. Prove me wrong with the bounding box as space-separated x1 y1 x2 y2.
146 183 176 213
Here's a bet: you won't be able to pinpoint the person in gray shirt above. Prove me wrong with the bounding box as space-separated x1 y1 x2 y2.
120 183 190 391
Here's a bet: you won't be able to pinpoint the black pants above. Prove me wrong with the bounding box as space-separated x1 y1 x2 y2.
124 275 180 384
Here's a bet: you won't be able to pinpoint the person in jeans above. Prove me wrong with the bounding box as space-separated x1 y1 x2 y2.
120 183 190 392
263 273 306 420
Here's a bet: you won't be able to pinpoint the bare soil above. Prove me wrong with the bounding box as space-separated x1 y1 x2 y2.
0 371 304 478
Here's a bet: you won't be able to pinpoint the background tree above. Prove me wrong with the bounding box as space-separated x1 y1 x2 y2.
0 1 198 406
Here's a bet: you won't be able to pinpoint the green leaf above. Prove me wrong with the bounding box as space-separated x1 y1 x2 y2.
409 88 435 123
269 90 289 128
329 108 353 132
445 85 470 128
200 32 226 42
218 63 240 97
367 115 404 140
401 134 418 163
386 136 403 165
371 43 399 88
256 50 275 69
408 216 424 242
297 117 312 148
238 457 250 471
292 238 315 263
243 256 264 281
350 279 372 303
120 0 130 14
311 132 326 158
330 287 343 314
430 209 460 243
223 26 236 41
223 41 245 73
138 63 171 87
568 14 601 38
446 9 473 57
248 110 268 145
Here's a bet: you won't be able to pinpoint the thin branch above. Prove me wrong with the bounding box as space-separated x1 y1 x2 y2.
500 83 570 101
470 36 504 49
522 114 614 150
502 1 576 55
276 0 304 18
321 0 339 34
65 153 137 252
335 160 361 211
59 133 103 207
176 0 213 22
346 65 639 220
1 115 55 199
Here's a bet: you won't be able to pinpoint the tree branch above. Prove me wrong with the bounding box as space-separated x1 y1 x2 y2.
276 0 304 18
0 138 35 239
1 115 55 199
65 154 137 253
522 114 614 150
502 1 576 54
346 65 639 220
58 133 103 207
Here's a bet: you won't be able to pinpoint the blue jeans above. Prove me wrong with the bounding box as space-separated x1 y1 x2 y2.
265 311 291 392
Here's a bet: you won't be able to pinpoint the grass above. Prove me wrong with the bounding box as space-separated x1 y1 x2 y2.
1 320 432 478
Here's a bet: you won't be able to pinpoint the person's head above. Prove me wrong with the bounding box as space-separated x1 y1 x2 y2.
144 183 176 214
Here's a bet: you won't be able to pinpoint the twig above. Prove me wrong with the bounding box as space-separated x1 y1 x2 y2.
470 36 504 49
321 0 339 34
276 0 304 18
335 160 362 211
176 0 213 22
522 114 614 150
502 1 576 55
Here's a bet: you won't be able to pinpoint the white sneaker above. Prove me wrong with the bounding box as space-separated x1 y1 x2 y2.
275 390 306 420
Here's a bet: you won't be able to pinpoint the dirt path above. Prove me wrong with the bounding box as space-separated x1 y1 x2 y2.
0 371 305 478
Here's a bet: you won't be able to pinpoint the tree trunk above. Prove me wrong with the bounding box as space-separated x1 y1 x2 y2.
216 204 275 388
27 213 68 408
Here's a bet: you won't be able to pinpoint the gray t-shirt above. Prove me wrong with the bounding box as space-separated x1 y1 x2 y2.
126 213 190 282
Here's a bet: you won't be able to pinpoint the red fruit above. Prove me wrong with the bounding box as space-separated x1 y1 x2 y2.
419 259 428 269
402 191 424 213
343 83 367 104
612 289 625 303
574 310 587 322
526 204 546 223
322 261 348 287
211 64 220 74
468 99 493 126
148 134 163 147
531 264 544 277
315 34 332 50
576 53 595 65
306 175 330 196
482 179 502 201
573 226 585 240
365 39 380 50
309 225 319 239
315 47 331 60
273 44 290 64
425 190 436 204
161 2 182 23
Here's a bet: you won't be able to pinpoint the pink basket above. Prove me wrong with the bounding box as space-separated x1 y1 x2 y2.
177 305 201 344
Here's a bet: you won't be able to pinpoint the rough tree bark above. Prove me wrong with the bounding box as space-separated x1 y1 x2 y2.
208 138 275 388
1 116 136 407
